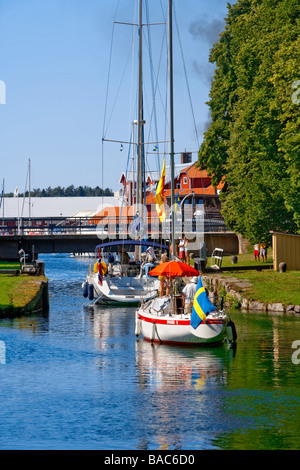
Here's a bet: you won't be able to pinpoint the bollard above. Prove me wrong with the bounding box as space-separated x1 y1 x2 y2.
36 260 45 275
279 262 287 273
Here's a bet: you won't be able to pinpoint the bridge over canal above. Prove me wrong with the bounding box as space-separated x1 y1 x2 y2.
0 216 239 260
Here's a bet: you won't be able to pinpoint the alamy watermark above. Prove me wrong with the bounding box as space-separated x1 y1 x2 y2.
292 80 300 105
0 340 6 364
0 80 6 104
95 202 205 252
291 340 300 365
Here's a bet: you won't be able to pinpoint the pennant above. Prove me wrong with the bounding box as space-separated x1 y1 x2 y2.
174 193 180 214
155 158 166 222
190 276 216 329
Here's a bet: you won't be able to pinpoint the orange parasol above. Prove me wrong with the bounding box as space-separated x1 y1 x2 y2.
149 260 199 278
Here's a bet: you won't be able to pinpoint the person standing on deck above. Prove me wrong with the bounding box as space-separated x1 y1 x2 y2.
182 276 198 314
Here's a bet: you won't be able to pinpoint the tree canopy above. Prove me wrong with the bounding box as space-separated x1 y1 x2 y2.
198 0 300 244
5 185 113 198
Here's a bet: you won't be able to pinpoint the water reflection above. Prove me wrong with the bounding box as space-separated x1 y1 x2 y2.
133 340 237 450
135 339 231 390
0 311 49 335
0 254 299 449
84 304 135 349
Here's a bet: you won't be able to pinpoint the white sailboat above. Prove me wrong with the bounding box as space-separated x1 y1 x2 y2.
82 1 172 305
135 274 235 345
82 240 168 305
135 0 236 346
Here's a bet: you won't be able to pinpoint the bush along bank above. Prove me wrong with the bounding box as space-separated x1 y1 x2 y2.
203 274 300 314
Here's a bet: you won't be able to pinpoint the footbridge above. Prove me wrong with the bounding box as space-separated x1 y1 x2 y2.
0 216 239 260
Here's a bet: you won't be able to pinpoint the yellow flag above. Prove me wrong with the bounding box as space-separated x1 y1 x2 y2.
155 158 166 222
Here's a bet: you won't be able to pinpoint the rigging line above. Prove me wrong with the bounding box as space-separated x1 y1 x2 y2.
173 2 200 148
144 2 169 168
21 162 30 219
102 138 169 145
158 0 168 159
128 10 138 141
101 1 121 209
145 0 161 175
103 1 137 140
101 139 104 210
147 32 169 174
119 131 133 225
102 2 119 140
103 36 136 139
139 0 168 176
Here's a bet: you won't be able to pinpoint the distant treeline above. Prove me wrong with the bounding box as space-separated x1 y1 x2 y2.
5 185 114 198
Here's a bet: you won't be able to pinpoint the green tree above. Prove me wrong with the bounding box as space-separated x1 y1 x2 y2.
5 185 114 197
198 0 300 243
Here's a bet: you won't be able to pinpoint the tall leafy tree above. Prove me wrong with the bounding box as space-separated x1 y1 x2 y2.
198 0 300 243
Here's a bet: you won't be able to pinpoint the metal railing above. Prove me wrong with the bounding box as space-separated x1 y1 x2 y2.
0 215 230 236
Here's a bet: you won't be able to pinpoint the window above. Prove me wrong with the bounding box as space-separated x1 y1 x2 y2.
183 177 188 185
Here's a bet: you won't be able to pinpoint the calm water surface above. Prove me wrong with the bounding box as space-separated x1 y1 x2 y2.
0 254 299 450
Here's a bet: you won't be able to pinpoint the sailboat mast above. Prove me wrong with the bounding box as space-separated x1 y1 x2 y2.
168 0 175 259
2 178 4 219
28 158 31 218
137 0 144 212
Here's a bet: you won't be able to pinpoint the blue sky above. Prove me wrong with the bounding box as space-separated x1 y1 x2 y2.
0 0 230 194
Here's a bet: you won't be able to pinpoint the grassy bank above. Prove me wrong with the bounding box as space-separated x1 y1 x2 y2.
0 273 48 316
221 253 273 268
217 254 300 306
0 261 20 270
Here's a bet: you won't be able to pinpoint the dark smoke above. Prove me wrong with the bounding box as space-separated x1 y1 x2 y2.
189 16 225 45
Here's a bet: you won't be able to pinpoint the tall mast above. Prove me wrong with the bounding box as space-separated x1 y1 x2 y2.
2 178 4 219
28 158 31 218
168 0 175 259
137 0 144 212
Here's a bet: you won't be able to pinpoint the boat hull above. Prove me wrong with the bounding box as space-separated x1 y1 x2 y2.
136 310 227 345
85 273 159 305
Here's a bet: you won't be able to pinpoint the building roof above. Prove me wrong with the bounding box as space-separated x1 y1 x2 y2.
91 205 136 221
120 163 192 185
1 196 116 218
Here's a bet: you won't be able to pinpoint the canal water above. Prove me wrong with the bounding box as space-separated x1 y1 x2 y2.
0 253 299 450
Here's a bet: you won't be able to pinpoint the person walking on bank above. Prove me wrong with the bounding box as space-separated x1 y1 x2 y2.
178 237 186 261
253 243 260 262
260 242 267 262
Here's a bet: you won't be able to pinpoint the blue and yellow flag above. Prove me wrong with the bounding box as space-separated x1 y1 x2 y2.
155 158 166 222
190 277 216 329
174 193 180 214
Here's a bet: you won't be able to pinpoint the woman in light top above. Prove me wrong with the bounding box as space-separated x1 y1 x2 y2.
159 253 169 297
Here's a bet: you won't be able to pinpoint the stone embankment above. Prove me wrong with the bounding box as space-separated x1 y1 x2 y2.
203 274 300 314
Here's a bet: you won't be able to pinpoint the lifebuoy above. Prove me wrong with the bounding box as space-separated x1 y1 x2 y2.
94 261 107 275
101 261 107 275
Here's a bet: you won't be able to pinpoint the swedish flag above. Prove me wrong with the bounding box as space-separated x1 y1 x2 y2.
174 193 180 214
190 277 216 329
